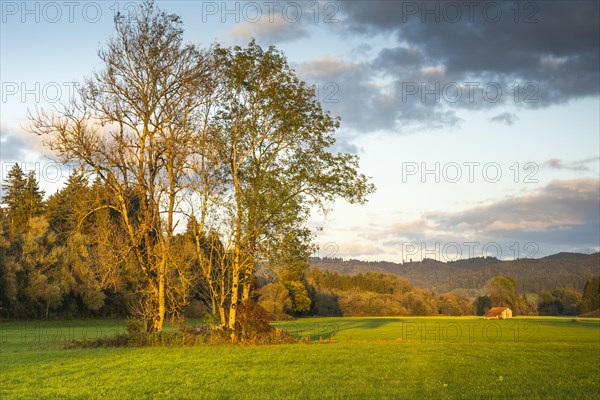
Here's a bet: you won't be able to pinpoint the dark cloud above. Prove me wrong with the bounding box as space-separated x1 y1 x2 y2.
314 1 600 132
490 112 518 125
340 1 599 100
297 57 463 133
373 47 424 69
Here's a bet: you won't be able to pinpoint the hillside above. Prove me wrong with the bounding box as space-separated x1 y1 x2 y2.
311 252 600 294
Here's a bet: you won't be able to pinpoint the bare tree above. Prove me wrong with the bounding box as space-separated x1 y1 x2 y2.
29 2 216 332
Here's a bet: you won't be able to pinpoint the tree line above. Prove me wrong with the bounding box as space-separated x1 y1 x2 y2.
314 255 599 294
294 269 599 317
1 165 598 325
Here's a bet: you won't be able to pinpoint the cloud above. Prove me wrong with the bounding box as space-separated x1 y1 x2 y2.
226 1 340 44
328 137 361 155
339 1 599 102
373 47 424 70
0 124 51 164
490 112 518 125
296 55 463 133
297 56 357 77
228 15 310 44
374 178 600 256
1 127 29 162
542 157 600 172
304 1 600 133
0 124 70 199
428 178 599 232
233 2 599 134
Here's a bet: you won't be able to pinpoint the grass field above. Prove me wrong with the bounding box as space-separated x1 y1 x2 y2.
1 316 599 399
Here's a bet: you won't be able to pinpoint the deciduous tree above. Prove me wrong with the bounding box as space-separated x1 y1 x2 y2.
209 41 374 336
29 1 214 331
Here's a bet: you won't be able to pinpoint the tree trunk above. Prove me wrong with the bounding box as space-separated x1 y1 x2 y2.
228 247 241 341
228 274 240 340
219 303 226 328
155 267 165 332
241 267 253 302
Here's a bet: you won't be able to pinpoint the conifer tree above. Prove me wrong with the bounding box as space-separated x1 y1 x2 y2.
2 164 28 234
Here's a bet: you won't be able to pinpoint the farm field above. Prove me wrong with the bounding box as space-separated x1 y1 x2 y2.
1 317 599 399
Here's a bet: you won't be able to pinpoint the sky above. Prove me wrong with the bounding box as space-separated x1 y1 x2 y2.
1 0 599 262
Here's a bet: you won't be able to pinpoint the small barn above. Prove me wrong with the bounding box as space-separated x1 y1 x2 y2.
484 307 513 320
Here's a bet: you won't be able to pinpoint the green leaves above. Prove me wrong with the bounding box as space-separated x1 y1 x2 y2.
213 38 374 251
1 164 45 236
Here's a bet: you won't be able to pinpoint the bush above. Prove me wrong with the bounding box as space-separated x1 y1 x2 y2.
236 301 273 340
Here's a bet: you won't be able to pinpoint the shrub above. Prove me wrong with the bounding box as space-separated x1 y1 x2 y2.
236 301 273 340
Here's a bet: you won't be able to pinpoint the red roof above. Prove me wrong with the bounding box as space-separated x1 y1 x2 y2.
484 307 510 317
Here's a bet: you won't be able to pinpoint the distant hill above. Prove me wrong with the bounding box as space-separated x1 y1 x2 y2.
540 252 589 260
311 253 600 294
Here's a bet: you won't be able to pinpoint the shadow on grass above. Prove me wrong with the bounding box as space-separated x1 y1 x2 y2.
276 317 404 341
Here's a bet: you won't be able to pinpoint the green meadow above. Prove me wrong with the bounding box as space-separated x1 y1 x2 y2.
1 317 598 399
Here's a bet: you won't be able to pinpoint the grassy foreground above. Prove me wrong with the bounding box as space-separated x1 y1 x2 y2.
1 317 599 399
